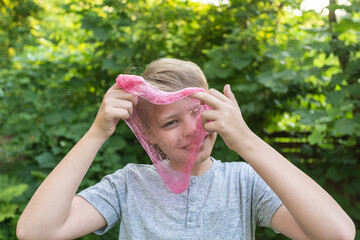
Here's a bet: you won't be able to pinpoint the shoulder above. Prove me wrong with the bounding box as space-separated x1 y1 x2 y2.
123 163 157 173
110 163 156 176
217 159 249 169
215 159 255 176
212 159 262 187
99 163 157 184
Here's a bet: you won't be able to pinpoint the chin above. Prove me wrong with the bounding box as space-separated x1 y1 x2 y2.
194 154 210 165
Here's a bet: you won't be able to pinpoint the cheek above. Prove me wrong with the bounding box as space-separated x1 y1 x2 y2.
155 130 181 147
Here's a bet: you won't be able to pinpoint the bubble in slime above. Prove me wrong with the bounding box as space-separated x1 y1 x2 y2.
116 74 209 193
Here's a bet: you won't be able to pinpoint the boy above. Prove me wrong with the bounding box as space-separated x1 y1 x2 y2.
17 58 355 239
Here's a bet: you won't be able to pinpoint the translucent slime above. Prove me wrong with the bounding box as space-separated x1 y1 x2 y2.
116 74 209 193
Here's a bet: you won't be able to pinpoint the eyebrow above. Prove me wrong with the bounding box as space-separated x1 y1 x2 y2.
156 102 201 127
163 104 199 119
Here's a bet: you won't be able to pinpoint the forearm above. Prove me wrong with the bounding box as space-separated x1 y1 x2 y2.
236 131 355 239
17 128 107 236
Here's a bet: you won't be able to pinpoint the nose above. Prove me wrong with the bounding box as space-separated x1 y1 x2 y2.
182 114 198 138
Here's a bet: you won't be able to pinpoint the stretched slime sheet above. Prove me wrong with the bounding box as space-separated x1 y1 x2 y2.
116 74 209 193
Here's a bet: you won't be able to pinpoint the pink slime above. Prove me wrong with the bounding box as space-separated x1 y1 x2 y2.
116 74 209 193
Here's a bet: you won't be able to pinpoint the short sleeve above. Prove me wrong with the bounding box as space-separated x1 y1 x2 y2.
248 166 283 228
77 168 126 235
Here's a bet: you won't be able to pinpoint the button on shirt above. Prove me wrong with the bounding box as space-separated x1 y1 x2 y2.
78 158 282 240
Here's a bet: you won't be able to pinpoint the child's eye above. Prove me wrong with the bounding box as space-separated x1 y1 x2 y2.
163 120 178 128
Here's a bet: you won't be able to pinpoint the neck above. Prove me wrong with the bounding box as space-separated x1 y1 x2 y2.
191 157 213 176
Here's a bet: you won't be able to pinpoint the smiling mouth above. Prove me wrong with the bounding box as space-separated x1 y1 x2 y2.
180 135 209 150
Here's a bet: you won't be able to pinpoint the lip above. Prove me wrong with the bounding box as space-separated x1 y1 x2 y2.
179 134 209 150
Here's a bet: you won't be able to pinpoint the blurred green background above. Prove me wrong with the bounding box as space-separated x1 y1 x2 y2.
0 0 359 239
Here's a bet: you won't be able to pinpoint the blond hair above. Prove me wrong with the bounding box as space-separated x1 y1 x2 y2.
142 58 208 91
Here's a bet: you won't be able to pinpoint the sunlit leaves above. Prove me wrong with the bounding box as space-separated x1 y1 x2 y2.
0 0 40 67
308 124 326 145
0 175 28 224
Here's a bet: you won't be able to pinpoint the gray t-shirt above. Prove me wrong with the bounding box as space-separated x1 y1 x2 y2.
78 158 282 239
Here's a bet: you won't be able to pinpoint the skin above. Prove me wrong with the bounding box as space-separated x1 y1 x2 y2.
16 83 355 240
191 85 356 240
149 98 217 175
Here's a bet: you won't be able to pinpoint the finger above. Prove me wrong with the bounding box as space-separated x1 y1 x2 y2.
190 92 204 103
116 92 138 106
223 84 238 105
201 109 220 122
203 120 218 133
107 89 138 105
200 110 221 133
103 94 136 115
191 92 224 109
110 108 131 120
207 88 230 103
112 99 135 116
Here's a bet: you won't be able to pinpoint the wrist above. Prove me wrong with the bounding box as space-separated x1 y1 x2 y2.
233 129 260 157
86 125 111 143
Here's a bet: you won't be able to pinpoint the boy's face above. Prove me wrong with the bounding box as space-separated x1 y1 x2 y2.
149 98 216 170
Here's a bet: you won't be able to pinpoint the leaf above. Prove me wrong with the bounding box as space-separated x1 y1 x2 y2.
0 203 18 222
93 26 111 41
327 90 347 107
327 3 345 11
257 71 290 94
345 84 360 98
0 175 28 202
101 58 119 71
344 179 360 195
0 184 28 202
44 112 63 125
81 13 102 30
333 18 360 32
309 41 331 52
308 130 325 145
206 47 224 62
334 118 359 135
31 170 48 182
326 167 343 182
34 152 56 169
204 61 233 79
229 54 252 71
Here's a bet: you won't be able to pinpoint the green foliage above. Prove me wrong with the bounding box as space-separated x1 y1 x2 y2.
1 0 359 239
0 0 41 68
0 174 28 239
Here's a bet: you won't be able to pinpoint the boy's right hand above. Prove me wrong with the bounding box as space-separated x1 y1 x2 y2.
89 83 138 140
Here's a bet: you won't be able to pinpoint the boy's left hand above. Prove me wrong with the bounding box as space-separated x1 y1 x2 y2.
191 84 253 153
